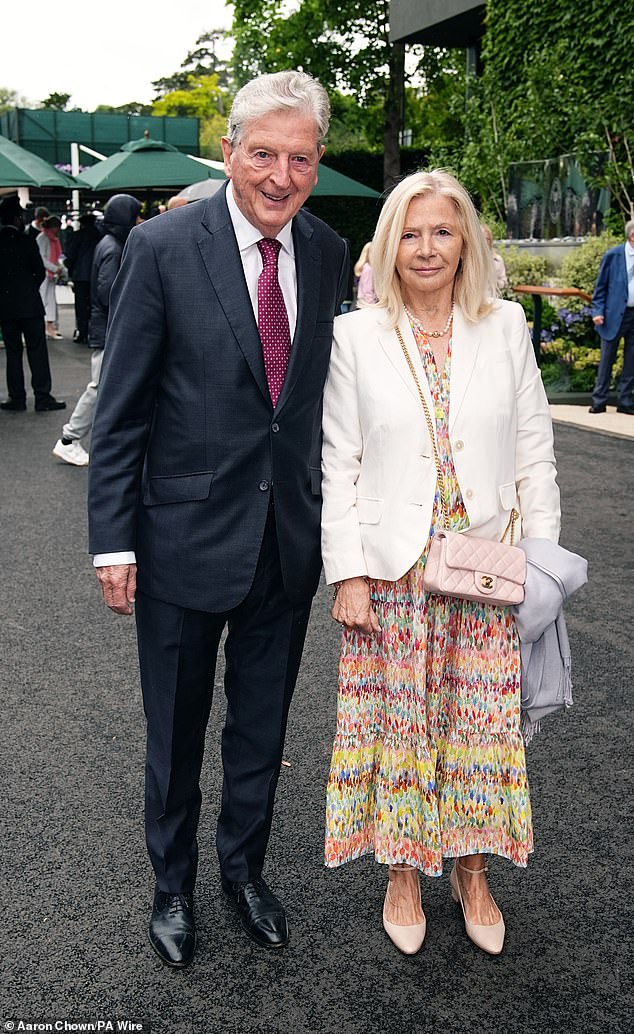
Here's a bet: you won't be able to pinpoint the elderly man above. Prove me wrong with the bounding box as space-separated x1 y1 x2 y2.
88 70 348 967
589 219 634 415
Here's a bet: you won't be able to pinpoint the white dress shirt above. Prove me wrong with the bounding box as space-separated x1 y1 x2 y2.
94 182 298 569
626 241 634 308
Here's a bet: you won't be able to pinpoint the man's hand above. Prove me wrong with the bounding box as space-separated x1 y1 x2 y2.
96 563 137 615
331 576 380 636
593 315 604 326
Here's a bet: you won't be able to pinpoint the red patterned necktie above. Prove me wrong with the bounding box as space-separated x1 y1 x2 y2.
257 237 291 406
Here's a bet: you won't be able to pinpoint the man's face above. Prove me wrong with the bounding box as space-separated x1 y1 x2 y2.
221 109 323 238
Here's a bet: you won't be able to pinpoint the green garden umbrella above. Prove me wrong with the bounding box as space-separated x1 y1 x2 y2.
76 135 227 192
0 133 77 189
176 162 380 201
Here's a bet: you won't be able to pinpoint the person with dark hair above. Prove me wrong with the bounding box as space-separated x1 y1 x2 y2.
88 70 348 968
25 206 49 240
52 195 140 466
64 213 100 344
0 194 65 412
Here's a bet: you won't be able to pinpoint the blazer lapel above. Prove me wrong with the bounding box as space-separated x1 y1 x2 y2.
197 190 270 404
274 211 322 413
378 309 435 414
448 305 482 429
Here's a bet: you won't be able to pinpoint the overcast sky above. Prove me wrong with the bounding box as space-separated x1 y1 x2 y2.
3 0 234 112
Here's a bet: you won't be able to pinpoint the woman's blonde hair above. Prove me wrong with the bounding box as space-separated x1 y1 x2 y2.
371 169 497 326
353 240 373 278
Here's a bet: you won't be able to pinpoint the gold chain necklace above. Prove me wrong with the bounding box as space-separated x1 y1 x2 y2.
405 302 454 338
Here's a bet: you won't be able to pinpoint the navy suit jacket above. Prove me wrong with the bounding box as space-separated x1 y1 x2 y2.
0 225 45 320
87 187 349 610
592 243 630 341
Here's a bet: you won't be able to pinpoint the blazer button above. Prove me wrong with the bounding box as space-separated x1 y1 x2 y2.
271 422 280 433
259 480 270 492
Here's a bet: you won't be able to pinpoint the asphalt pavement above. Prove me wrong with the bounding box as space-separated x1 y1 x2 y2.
1 305 632 1034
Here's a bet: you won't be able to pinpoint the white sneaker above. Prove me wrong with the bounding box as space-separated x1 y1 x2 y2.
52 439 89 466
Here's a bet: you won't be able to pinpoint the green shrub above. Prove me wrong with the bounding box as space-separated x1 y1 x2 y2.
499 247 550 319
500 247 549 293
555 232 620 307
538 334 625 394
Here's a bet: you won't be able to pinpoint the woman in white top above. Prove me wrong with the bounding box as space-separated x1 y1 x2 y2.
321 170 560 957
36 215 65 338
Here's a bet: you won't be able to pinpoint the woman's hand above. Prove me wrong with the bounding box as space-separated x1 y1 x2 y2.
331 576 380 636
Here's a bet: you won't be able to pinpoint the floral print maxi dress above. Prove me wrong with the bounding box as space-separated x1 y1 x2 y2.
325 321 533 875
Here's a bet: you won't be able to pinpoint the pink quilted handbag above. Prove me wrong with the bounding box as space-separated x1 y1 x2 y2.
395 325 527 606
423 529 526 606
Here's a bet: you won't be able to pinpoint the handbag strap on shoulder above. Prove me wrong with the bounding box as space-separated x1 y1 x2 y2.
395 326 519 544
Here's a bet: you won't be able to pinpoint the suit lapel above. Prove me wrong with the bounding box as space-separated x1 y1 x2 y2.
378 309 435 414
448 305 482 429
274 211 322 413
197 190 270 404
378 304 482 434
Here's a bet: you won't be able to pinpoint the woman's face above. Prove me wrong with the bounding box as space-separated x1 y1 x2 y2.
395 193 464 303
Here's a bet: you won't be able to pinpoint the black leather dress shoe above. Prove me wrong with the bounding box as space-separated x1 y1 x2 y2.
148 889 196 968
616 404 634 415
222 876 289 948
588 404 606 414
35 396 66 412
1 399 26 411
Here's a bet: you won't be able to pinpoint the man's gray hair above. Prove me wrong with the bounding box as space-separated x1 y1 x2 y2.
625 219 634 239
226 70 330 146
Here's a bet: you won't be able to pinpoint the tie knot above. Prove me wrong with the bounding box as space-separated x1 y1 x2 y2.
258 237 282 267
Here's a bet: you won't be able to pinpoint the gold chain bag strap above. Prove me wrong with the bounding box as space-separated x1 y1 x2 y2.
395 326 527 606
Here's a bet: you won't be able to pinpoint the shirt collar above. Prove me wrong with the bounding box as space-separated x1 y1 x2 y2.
626 240 634 259
226 181 294 258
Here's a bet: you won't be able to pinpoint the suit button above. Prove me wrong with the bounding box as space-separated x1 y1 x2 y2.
271 422 280 433
259 480 270 491
455 439 464 450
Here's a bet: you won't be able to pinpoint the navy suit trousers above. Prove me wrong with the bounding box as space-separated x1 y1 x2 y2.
134 505 312 892
1 315 52 403
592 307 634 407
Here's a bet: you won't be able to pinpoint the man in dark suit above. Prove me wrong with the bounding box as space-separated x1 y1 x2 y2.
0 195 65 412
88 70 349 968
589 219 634 415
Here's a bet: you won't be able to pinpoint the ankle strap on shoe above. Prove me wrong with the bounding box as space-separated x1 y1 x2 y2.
456 859 488 876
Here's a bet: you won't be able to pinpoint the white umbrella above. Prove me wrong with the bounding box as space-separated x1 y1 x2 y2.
176 178 226 201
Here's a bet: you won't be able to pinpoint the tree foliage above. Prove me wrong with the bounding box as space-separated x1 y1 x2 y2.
231 0 423 186
152 31 232 97
152 74 228 158
455 0 634 219
0 86 29 114
39 91 73 110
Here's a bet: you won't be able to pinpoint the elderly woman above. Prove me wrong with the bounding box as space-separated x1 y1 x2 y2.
321 170 560 956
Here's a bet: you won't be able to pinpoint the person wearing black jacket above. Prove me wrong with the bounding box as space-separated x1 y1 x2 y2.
0 195 65 412
52 194 140 465
65 212 101 344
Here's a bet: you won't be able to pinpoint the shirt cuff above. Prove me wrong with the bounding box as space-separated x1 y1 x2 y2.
93 551 137 567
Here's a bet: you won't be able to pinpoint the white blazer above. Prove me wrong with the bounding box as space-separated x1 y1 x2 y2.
321 300 561 585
